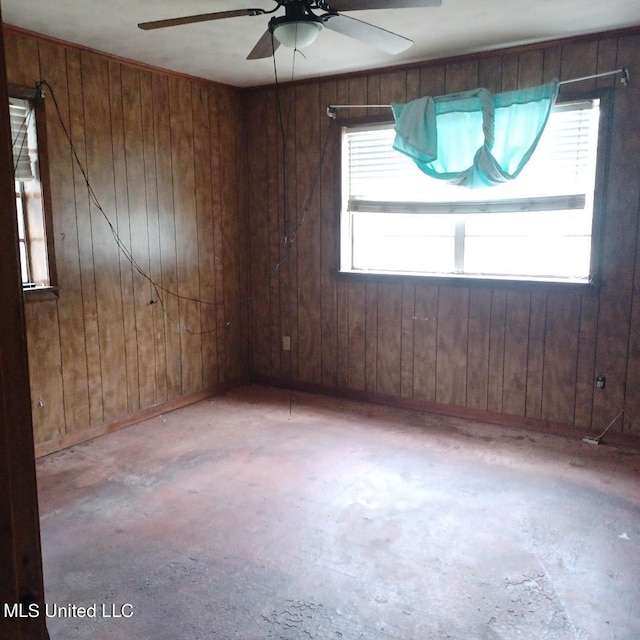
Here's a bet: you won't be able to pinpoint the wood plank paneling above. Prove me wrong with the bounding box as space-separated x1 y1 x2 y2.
141 70 169 401
420 64 445 97
347 282 366 391
436 288 469 407
542 293 581 424
37 42 91 433
265 87 282 379
445 59 478 94
152 73 183 400
209 84 227 384
406 68 421 102
364 281 378 393
517 50 544 89
246 83 270 378
487 291 507 413
542 46 562 83
376 283 403 397
5 28 248 446
574 293 598 426
235 89 250 380
24 300 65 442
295 82 322 384
121 65 156 411
84 52 129 420
412 284 438 402
500 54 519 91
525 291 547 419
400 283 416 398
4 28 39 84
502 292 531 417
466 289 491 410
560 40 599 87
67 49 104 428
218 88 247 382
169 75 203 395
278 84 297 383
109 60 140 415
191 83 217 389
478 56 504 93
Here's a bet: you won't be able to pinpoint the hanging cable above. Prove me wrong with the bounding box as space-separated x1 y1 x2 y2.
271 33 291 246
267 37 334 414
583 408 640 445
36 75 334 338
37 80 223 336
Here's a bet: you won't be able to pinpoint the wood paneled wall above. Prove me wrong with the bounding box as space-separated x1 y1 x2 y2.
5 26 640 446
245 32 640 435
4 28 249 447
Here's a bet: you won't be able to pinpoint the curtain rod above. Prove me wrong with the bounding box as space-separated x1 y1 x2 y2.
326 67 629 118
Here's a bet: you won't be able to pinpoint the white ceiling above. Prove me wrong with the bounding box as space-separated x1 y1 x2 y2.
3 0 640 87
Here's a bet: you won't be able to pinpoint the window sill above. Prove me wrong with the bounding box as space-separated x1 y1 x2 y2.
23 286 59 302
336 269 599 292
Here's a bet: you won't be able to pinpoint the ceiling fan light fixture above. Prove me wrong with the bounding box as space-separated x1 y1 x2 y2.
272 18 324 49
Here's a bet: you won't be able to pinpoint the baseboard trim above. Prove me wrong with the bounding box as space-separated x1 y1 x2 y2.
35 379 246 458
251 376 640 449
35 376 640 457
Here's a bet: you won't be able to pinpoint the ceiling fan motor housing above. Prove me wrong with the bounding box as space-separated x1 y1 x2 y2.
137 0 439 59
269 0 325 48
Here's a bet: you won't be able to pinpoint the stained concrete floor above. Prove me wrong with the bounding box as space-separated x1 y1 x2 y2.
37 385 640 640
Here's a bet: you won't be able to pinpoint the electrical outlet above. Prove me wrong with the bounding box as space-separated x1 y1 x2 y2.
282 336 291 351
596 375 606 390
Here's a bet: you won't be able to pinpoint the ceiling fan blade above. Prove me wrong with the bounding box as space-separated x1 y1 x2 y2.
138 9 264 31
323 14 412 54
328 0 440 11
247 29 281 59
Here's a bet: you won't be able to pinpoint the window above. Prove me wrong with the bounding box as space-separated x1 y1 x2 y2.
9 85 56 294
341 96 604 284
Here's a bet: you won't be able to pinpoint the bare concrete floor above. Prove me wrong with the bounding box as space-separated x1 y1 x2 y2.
37 385 640 639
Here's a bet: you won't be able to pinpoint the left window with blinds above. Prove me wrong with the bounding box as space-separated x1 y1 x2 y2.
9 85 57 296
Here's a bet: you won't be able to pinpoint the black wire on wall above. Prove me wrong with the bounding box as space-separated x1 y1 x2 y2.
36 70 333 337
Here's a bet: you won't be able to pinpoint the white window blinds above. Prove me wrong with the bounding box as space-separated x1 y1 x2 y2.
10 97 38 182
343 99 600 213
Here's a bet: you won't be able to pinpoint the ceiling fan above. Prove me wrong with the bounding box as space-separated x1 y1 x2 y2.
138 0 442 60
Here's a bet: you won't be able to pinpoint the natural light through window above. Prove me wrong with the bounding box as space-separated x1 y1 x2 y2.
10 92 53 291
341 99 601 283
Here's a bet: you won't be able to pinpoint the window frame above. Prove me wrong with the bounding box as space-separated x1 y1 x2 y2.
9 83 58 300
337 88 612 291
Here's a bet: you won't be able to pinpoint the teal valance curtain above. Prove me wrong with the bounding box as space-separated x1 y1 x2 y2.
391 80 559 189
